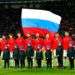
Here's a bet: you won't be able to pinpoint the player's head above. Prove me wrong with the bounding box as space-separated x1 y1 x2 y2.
65 32 69 36
9 34 13 38
26 33 31 38
46 33 49 39
2 35 6 39
55 33 59 38
17 32 21 38
36 33 39 38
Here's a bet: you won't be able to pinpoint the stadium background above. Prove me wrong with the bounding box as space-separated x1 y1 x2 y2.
0 0 75 39
0 0 75 75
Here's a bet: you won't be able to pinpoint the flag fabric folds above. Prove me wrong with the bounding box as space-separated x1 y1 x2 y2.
21 9 61 36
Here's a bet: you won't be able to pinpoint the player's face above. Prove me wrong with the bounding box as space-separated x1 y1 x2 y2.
27 33 31 38
17 33 21 38
36 33 39 38
2 35 6 39
9 35 13 38
65 32 69 36
46 34 49 39
55 33 59 38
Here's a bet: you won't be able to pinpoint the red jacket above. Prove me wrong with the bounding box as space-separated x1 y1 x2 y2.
44 38 52 50
1 39 8 51
16 37 25 49
51 36 62 50
25 38 35 49
62 36 72 50
0 39 2 51
34 38 43 50
8 38 16 52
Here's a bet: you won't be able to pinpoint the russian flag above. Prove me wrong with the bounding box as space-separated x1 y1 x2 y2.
21 9 61 36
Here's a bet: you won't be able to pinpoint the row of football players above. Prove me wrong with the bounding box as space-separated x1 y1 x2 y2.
0 32 74 69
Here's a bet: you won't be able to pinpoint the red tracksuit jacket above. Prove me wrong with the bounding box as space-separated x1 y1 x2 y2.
0 39 2 51
8 38 16 52
25 37 35 49
16 37 25 49
44 38 52 50
62 36 72 50
51 36 62 50
34 38 43 50
1 39 8 51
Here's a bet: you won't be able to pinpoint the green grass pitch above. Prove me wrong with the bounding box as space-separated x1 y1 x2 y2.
0 68 75 75
0 59 75 75
0 52 75 75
